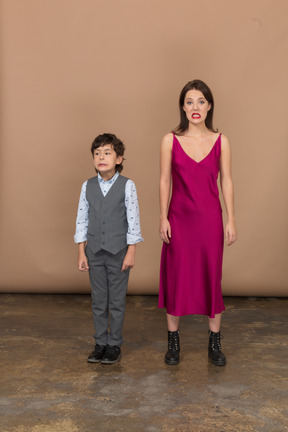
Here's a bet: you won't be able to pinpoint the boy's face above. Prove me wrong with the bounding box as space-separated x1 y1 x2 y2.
93 144 123 179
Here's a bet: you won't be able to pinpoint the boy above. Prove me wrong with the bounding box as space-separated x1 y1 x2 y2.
74 133 143 364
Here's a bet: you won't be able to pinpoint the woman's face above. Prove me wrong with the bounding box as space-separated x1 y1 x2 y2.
183 89 211 124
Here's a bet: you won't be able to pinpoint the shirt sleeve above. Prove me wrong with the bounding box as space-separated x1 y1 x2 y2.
74 181 89 243
125 180 144 245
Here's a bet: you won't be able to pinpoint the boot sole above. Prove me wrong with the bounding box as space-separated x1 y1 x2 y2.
165 358 179 365
208 357 226 366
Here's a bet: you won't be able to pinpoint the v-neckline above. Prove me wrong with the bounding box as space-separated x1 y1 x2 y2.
97 174 119 198
174 133 221 164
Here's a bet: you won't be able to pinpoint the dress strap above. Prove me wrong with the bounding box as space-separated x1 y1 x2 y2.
171 132 177 160
216 133 222 159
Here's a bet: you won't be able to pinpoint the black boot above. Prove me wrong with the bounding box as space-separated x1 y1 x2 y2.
208 330 226 366
165 330 180 365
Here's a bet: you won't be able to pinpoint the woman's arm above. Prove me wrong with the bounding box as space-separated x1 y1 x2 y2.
159 133 173 244
220 135 238 246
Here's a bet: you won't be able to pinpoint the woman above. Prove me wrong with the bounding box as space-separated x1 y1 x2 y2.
159 79 237 366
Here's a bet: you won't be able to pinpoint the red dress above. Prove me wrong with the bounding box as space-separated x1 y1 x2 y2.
158 133 225 318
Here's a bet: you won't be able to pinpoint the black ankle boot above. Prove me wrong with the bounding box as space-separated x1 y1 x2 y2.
165 330 180 365
208 330 226 366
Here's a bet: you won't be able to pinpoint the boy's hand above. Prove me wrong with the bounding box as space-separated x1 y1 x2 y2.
77 242 89 271
78 255 89 271
121 245 136 272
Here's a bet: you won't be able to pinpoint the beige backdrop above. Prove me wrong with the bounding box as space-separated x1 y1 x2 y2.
1 0 287 295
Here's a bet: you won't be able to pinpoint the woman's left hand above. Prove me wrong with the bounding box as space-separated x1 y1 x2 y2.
225 220 238 246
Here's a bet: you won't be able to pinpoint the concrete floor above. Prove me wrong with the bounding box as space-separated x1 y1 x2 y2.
0 295 287 432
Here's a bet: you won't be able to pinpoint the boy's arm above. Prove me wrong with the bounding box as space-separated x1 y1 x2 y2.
74 181 89 243
124 180 144 245
121 244 136 272
74 181 89 271
78 242 89 271
121 180 143 272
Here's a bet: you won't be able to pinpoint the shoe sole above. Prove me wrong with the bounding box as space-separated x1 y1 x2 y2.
87 358 102 363
101 354 122 365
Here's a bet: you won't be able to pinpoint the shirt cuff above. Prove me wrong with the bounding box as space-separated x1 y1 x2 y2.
127 234 144 244
74 232 87 243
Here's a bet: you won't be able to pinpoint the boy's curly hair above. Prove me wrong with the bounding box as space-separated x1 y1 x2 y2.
91 133 125 173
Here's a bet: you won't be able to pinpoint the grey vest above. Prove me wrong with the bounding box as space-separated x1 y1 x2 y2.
86 175 128 254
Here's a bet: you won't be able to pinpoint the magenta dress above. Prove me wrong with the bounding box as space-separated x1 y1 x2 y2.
158 133 225 318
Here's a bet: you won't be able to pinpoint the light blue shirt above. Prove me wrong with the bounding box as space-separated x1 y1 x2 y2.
74 172 143 245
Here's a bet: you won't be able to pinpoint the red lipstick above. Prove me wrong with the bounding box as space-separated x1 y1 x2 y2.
192 113 201 119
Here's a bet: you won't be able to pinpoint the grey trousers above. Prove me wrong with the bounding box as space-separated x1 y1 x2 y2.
85 246 130 347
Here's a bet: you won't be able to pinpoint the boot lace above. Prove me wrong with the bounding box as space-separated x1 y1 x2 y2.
210 332 223 352
168 331 179 351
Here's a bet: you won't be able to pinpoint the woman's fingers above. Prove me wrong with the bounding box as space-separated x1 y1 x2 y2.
160 230 170 244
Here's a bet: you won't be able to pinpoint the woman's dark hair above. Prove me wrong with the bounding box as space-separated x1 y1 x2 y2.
91 133 125 173
173 79 218 135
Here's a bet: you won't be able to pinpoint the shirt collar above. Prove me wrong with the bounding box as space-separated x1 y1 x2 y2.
98 171 119 184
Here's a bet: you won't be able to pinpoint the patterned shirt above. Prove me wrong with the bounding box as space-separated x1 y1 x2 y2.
74 172 143 245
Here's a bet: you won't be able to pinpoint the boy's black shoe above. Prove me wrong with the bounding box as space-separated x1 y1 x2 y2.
87 344 106 363
101 345 122 364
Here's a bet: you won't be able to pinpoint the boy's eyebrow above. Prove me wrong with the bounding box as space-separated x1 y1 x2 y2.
94 146 113 151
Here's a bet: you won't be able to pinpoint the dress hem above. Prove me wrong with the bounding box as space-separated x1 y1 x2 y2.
158 305 226 319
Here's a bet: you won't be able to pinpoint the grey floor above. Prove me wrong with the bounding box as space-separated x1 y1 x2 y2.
0 294 287 432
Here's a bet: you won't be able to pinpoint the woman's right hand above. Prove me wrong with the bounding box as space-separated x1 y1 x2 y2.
159 219 171 244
